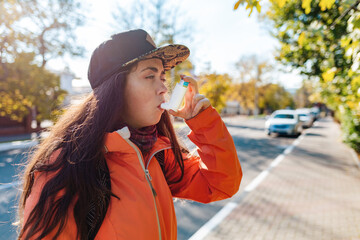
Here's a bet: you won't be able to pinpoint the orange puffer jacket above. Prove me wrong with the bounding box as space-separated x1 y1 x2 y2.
23 107 242 239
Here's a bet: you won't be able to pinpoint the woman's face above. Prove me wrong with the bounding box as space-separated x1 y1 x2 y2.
123 58 167 129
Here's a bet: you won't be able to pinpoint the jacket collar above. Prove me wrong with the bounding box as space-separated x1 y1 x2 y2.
104 127 171 155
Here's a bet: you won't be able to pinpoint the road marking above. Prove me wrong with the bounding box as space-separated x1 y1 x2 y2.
189 133 305 240
0 181 21 191
188 202 237 240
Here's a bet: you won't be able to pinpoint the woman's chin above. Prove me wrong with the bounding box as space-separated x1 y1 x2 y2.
145 116 162 127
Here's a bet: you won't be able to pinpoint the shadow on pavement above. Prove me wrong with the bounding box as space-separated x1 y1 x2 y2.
175 199 226 240
231 136 292 173
289 146 360 179
304 132 324 137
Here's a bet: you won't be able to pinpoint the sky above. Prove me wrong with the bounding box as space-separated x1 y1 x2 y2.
49 0 303 90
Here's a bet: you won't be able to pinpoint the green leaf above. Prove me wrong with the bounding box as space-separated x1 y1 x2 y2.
353 18 360 29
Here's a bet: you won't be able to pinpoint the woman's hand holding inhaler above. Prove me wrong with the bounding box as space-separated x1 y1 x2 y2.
161 75 211 120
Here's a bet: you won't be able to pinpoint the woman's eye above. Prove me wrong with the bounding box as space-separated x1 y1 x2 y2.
161 78 166 82
146 75 155 79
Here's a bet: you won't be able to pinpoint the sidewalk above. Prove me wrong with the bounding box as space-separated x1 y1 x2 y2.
203 118 360 240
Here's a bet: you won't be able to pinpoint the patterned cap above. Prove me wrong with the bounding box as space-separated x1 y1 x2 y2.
88 29 190 89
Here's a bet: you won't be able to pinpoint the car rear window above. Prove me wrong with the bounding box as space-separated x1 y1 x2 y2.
274 114 294 119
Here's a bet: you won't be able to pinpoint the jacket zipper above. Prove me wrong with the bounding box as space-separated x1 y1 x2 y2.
145 147 172 197
146 147 172 170
124 139 162 240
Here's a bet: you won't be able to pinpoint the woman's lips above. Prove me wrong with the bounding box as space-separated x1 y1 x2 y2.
158 104 165 111
158 101 166 109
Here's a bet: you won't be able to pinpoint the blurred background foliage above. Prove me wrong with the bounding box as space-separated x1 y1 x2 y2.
235 0 360 151
0 0 84 124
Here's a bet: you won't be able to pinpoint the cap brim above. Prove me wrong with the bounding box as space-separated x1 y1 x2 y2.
121 44 190 71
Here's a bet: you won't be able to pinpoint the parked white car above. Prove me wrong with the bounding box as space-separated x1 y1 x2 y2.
296 108 314 128
265 109 303 136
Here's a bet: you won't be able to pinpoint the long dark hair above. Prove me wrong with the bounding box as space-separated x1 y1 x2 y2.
18 66 186 240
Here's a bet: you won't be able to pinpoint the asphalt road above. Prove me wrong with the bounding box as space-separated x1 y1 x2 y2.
0 116 298 239
0 148 29 239
175 116 298 240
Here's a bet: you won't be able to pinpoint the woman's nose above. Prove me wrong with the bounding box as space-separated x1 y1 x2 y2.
158 82 168 95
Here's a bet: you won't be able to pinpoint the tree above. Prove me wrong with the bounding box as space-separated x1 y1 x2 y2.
0 53 66 122
233 0 347 16
226 81 255 114
266 0 360 151
258 83 295 113
234 0 360 151
234 55 273 115
1 0 85 68
24 0 86 68
112 0 162 43
0 0 86 123
198 73 231 113
0 0 27 81
112 0 192 46
294 80 315 108
227 81 294 114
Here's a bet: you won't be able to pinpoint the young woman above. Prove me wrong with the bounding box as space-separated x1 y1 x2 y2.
18 29 242 240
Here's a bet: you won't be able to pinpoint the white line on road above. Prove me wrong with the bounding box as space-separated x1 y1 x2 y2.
188 202 238 240
189 133 305 240
0 181 21 191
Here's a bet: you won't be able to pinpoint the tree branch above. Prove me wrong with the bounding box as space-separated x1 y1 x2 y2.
330 0 360 29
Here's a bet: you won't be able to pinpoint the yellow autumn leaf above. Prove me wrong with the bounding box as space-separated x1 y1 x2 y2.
274 0 287 8
322 68 336 82
351 75 360 84
256 2 261 13
234 0 241 10
340 37 352 48
298 32 306 47
234 0 247 10
248 6 254 16
351 76 360 95
319 0 335 11
346 101 356 110
302 0 312 14
309 92 322 103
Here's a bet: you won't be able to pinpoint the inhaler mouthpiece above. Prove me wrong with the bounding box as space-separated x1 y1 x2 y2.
161 80 189 111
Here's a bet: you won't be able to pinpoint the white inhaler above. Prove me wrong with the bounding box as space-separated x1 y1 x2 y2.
161 79 189 111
